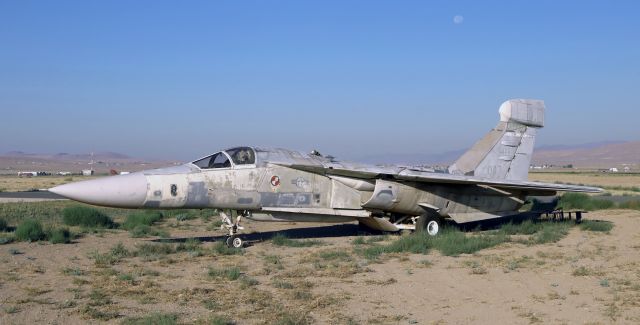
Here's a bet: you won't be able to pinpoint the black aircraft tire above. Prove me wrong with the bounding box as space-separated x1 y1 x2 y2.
416 214 442 236
225 236 233 248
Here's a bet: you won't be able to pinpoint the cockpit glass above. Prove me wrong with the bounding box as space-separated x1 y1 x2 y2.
192 152 231 169
225 147 255 165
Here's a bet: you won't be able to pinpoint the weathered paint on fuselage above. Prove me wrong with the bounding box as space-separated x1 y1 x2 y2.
135 147 527 227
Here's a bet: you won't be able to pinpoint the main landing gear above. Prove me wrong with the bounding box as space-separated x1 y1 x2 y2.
219 210 249 248
416 213 443 236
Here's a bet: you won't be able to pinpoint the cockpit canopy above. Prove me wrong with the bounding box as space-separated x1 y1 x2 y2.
192 147 256 169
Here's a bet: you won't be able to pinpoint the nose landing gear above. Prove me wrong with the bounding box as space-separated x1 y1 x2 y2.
220 210 250 248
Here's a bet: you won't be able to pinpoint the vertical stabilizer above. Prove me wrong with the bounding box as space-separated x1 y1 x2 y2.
448 99 545 181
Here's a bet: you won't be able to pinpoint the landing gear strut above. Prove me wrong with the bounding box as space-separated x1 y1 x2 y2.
219 210 249 248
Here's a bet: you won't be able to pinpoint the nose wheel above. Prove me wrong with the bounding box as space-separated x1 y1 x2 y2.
225 236 244 248
220 210 249 248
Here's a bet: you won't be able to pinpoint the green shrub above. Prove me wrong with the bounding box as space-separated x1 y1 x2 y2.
558 193 615 211
62 206 115 228
361 220 574 260
15 219 45 242
123 211 164 230
530 222 570 244
0 218 7 231
431 229 507 256
580 220 614 232
48 227 72 244
618 200 640 210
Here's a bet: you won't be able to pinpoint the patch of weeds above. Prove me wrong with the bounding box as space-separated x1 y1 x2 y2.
499 220 542 235
272 233 324 247
572 266 604 277
600 279 610 287
129 225 169 238
273 311 312 325
580 220 614 233
81 306 119 321
47 227 72 244
353 237 366 245
58 300 77 309
134 243 175 261
317 250 352 261
618 199 640 210
15 219 45 242
122 211 164 230
417 259 433 268
208 266 241 281
432 229 507 256
62 206 115 228
505 256 532 272
264 254 284 269
118 273 137 285
528 222 570 245
176 238 201 252
121 312 178 325
4 305 19 314
9 248 21 255
88 289 112 306
272 279 295 289
62 267 85 276
206 315 235 325
518 311 543 323
292 289 313 300
604 302 620 321
558 193 615 211
0 218 7 231
90 242 131 266
464 261 488 275
240 276 259 288
202 299 219 311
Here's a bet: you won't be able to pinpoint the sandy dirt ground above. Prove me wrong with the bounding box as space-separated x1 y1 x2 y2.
1 209 639 324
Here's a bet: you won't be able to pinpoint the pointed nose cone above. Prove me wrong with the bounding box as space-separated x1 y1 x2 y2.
50 173 148 208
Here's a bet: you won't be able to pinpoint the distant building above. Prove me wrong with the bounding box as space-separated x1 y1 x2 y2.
609 167 619 173
57 171 72 176
18 171 38 177
82 169 95 176
624 166 631 173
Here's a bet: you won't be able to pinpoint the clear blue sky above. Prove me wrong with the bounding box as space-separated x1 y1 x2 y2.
1 1 638 160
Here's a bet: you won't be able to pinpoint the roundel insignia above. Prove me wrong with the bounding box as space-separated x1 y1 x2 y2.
270 175 280 187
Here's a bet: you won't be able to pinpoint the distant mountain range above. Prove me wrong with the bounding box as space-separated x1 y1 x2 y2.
2 140 638 174
4 151 133 161
358 141 640 168
0 151 179 175
531 141 640 168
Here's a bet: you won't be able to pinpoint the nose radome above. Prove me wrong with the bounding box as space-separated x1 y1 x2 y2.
49 173 148 208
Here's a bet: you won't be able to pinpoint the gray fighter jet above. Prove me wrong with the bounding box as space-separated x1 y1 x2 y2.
50 99 601 247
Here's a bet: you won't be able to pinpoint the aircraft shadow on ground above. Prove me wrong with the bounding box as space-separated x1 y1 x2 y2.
152 213 584 245
151 223 380 244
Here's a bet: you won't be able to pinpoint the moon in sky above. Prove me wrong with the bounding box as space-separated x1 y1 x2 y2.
453 15 464 24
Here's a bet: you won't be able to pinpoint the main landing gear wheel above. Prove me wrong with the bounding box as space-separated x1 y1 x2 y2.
226 236 244 248
417 214 442 236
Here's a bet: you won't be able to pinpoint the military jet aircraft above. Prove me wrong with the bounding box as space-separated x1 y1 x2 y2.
50 99 601 247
